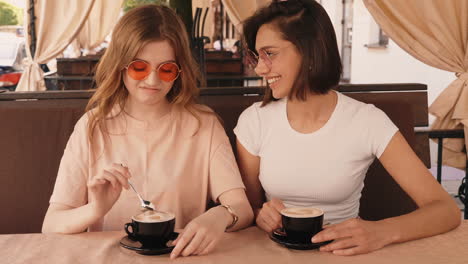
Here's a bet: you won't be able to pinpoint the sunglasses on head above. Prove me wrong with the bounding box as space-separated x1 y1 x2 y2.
124 60 182 82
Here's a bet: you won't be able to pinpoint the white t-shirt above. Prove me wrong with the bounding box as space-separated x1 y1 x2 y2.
234 92 398 224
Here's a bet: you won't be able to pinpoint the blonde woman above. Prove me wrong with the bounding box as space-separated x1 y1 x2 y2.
42 5 253 258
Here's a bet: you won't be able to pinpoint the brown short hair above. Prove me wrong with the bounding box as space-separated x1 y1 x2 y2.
243 0 342 105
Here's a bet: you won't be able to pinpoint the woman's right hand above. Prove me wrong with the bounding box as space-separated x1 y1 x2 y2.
87 163 131 217
255 198 285 233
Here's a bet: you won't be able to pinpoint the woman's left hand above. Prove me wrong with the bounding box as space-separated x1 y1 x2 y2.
170 207 228 259
312 218 394 256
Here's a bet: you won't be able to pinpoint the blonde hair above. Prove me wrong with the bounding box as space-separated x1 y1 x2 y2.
86 4 204 143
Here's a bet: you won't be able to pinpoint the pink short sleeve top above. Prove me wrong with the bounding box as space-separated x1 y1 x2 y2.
49 105 245 231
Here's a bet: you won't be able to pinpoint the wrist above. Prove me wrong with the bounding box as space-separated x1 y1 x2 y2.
216 204 238 231
253 207 261 218
209 206 232 230
379 218 402 244
88 202 107 219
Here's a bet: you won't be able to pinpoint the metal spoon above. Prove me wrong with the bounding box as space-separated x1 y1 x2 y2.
127 180 155 211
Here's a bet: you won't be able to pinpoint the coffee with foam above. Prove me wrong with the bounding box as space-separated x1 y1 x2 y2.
281 207 323 218
133 210 175 223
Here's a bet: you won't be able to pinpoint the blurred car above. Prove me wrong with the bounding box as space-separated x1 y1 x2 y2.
0 33 26 91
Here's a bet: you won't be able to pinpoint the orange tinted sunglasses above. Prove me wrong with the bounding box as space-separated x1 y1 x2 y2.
125 60 182 82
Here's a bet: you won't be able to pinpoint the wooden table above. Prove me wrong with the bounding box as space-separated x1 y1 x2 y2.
1 222 467 264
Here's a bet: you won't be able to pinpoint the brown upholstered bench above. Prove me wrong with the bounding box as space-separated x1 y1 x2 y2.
0 84 426 234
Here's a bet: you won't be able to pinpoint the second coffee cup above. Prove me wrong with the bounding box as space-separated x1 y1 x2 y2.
280 207 324 243
124 210 176 248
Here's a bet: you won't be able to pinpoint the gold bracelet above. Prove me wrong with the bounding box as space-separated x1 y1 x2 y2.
219 204 239 230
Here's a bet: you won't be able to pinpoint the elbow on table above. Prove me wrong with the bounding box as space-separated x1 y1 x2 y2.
41 218 85 234
41 214 54 234
448 202 462 229
426 197 462 232
41 221 66 234
41 222 59 234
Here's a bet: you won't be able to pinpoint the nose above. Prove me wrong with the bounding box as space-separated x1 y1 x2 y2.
143 69 161 86
254 58 270 76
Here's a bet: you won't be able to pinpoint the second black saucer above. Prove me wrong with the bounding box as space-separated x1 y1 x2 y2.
269 228 332 250
120 232 179 255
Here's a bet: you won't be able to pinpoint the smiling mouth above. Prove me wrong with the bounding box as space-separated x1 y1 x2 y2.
266 76 281 85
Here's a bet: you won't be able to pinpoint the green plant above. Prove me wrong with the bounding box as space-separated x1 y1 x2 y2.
123 0 168 13
0 1 18 26
122 0 193 38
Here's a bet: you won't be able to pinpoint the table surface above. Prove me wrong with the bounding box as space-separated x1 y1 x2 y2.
1 221 467 264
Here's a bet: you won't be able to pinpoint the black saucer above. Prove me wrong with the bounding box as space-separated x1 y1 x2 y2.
120 232 179 255
269 228 332 250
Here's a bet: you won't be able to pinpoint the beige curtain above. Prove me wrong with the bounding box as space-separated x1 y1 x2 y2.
75 0 124 53
221 0 271 33
363 0 468 169
17 0 95 91
192 0 214 44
